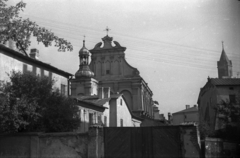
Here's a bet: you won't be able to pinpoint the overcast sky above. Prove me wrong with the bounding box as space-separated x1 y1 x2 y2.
9 0 240 116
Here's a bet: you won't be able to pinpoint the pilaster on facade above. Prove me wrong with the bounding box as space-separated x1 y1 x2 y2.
87 35 157 120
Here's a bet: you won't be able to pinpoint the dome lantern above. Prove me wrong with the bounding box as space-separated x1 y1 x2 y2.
75 40 94 78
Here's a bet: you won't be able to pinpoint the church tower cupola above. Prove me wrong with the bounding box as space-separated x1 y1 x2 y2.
217 41 232 79
75 40 94 78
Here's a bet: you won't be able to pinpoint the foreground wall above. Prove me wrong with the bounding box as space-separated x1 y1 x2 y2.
0 126 200 158
0 132 89 158
104 125 200 158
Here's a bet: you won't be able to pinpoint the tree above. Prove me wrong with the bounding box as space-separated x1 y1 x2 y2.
198 120 214 139
214 99 240 141
217 99 240 125
0 0 73 52
0 71 80 133
199 98 240 141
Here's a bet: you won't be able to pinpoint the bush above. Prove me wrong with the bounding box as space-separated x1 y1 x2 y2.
0 71 80 133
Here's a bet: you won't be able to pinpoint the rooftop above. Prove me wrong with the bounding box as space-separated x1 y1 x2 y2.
210 78 240 86
0 44 72 77
172 106 198 115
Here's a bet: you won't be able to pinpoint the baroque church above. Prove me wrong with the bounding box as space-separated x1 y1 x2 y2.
70 34 162 128
89 35 154 118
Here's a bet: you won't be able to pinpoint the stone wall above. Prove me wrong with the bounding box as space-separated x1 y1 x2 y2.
181 126 201 158
0 127 104 158
0 126 202 158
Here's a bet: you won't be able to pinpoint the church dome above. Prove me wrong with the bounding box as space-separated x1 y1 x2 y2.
79 40 90 56
75 65 94 78
75 40 94 78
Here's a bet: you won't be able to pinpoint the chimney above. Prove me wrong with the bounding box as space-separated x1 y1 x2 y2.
186 105 190 109
30 48 39 60
168 112 171 121
98 87 104 99
153 106 160 120
103 87 110 98
8 39 16 50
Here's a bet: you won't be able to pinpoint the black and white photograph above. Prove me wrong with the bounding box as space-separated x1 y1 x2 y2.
0 0 240 157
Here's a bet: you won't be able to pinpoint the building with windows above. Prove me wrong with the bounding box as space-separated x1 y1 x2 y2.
197 44 240 131
0 42 71 95
172 105 198 125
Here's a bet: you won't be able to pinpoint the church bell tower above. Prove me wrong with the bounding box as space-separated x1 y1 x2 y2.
70 39 98 97
217 42 232 79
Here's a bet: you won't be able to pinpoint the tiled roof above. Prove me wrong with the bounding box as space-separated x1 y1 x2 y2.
76 96 110 107
75 98 107 110
85 98 111 106
210 78 240 86
77 95 99 100
172 107 198 115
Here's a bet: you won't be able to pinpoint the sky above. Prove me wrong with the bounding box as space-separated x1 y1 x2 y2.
9 0 240 116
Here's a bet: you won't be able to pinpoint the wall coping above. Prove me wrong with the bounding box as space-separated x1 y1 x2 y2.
0 132 88 137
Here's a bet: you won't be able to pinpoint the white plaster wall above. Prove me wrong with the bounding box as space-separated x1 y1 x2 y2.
0 50 68 95
116 96 132 127
132 119 141 127
75 106 104 133
102 102 110 127
0 53 22 81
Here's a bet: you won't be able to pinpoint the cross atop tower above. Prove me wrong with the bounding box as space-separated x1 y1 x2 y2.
104 26 111 35
83 35 86 46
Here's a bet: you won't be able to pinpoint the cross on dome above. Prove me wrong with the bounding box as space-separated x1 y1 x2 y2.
104 26 111 35
83 35 86 46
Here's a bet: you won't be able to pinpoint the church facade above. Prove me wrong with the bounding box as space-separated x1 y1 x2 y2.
89 35 154 118
70 38 143 132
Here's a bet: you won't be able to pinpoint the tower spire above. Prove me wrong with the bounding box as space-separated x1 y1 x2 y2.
217 41 232 78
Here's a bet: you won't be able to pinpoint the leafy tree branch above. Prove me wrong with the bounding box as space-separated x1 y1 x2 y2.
0 0 73 52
